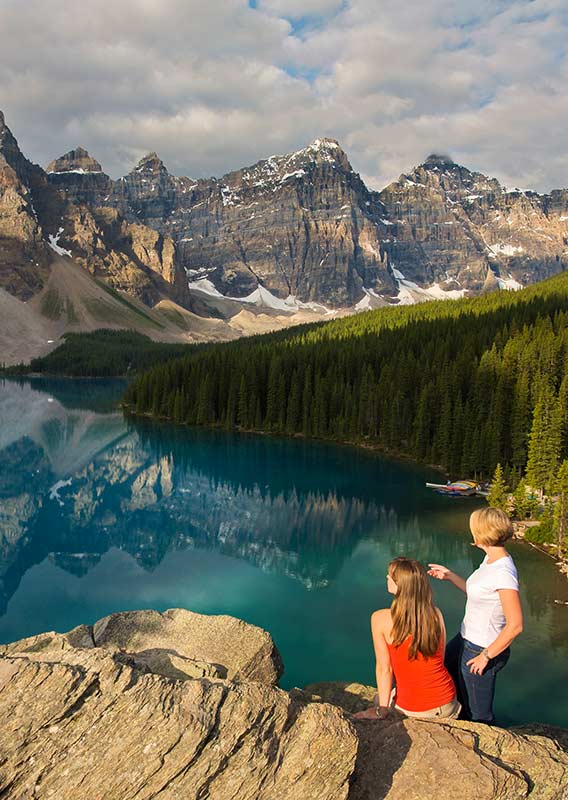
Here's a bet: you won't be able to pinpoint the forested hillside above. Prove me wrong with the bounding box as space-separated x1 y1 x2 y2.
2 330 197 377
123 273 568 483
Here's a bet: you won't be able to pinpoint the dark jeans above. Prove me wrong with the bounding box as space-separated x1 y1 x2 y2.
445 633 510 724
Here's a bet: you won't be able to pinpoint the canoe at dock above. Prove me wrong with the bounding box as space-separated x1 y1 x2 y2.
426 480 479 496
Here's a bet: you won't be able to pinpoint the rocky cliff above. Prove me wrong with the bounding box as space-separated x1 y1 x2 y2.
46 146 112 206
0 609 566 799
378 154 568 295
0 110 53 299
0 112 188 309
43 137 393 306
46 137 568 307
2 107 568 319
1 112 347 365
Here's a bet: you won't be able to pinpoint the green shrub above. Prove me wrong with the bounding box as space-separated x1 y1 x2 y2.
524 520 555 545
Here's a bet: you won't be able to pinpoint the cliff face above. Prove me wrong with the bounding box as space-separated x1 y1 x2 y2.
46 146 112 207
54 139 393 305
378 154 568 293
0 610 566 799
47 141 568 307
0 110 52 299
160 139 393 306
0 113 188 307
2 107 568 313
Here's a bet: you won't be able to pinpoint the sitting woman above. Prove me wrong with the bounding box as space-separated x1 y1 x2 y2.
355 557 460 720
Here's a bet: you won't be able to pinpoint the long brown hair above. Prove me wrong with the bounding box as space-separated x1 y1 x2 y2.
389 557 442 659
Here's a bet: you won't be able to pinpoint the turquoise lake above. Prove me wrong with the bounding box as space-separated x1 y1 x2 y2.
0 377 567 727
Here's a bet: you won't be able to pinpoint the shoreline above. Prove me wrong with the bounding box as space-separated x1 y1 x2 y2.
124 405 568 580
122 404 451 477
513 521 568 578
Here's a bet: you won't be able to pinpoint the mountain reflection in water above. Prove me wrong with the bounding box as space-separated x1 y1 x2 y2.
1 378 567 727
0 379 441 610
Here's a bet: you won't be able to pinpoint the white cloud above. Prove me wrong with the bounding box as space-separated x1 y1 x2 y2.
0 0 567 192
258 0 344 18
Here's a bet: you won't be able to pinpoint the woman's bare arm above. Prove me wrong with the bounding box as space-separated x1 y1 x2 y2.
371 610 393 710
436 608 447 651
352 609 393 719
467 589 523 674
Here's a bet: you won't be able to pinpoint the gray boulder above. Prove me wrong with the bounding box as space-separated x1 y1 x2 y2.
0 607 283 686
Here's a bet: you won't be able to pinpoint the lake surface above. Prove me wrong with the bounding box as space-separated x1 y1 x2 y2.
1 377 567 727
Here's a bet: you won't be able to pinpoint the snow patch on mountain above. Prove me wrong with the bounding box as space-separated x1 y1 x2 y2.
189 277 332 314
47 168 88 175
488 243 524 257
47 228 72 257
391 268 467 305
231 285 331 313
188 278 224 297
496 275 523 291
355 287 385 311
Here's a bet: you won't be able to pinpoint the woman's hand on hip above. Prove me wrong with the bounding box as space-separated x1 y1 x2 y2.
466 652 490 675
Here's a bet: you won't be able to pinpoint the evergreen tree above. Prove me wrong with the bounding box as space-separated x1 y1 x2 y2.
510 369 530 469
173 390 184 424
488 463 509 511
238 375 248 428
526 386 563 494
302 365 312 436
512 478 532 520
286 370 301 433
225 380 237 428
553 459 568 556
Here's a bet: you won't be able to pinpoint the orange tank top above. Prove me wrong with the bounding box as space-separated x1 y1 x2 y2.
387 635 456 712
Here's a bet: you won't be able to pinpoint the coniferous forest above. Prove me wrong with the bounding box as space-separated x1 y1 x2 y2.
123 272 568 491
1 330 196 377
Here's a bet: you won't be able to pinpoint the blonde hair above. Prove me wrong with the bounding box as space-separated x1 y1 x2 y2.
470 507 514 546
389 557 441 660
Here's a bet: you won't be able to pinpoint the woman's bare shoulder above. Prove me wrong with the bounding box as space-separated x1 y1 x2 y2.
371 608 391 627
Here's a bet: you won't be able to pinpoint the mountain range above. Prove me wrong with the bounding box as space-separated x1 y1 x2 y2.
1 108 567 363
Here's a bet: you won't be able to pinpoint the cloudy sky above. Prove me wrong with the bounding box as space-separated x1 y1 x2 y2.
1 0 567 191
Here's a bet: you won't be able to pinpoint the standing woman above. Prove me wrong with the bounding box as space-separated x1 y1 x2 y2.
429 507 523 724
355 557 460 720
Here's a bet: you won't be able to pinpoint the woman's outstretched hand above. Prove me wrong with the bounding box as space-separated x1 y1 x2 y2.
428 564 467 592
427 564 451 580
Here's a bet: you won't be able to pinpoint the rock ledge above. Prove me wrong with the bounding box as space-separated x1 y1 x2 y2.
0 611 566 799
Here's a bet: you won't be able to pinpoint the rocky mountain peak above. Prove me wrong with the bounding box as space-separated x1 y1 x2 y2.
221 137 353 197
132 152 168 174
297 137 351 170
399 154 501 199
0 111 47 191
47 147 103 174
424 153 456 168
0 112 19 155
306 137 344 155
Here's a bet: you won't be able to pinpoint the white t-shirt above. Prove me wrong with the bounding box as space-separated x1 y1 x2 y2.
460 554 519 647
